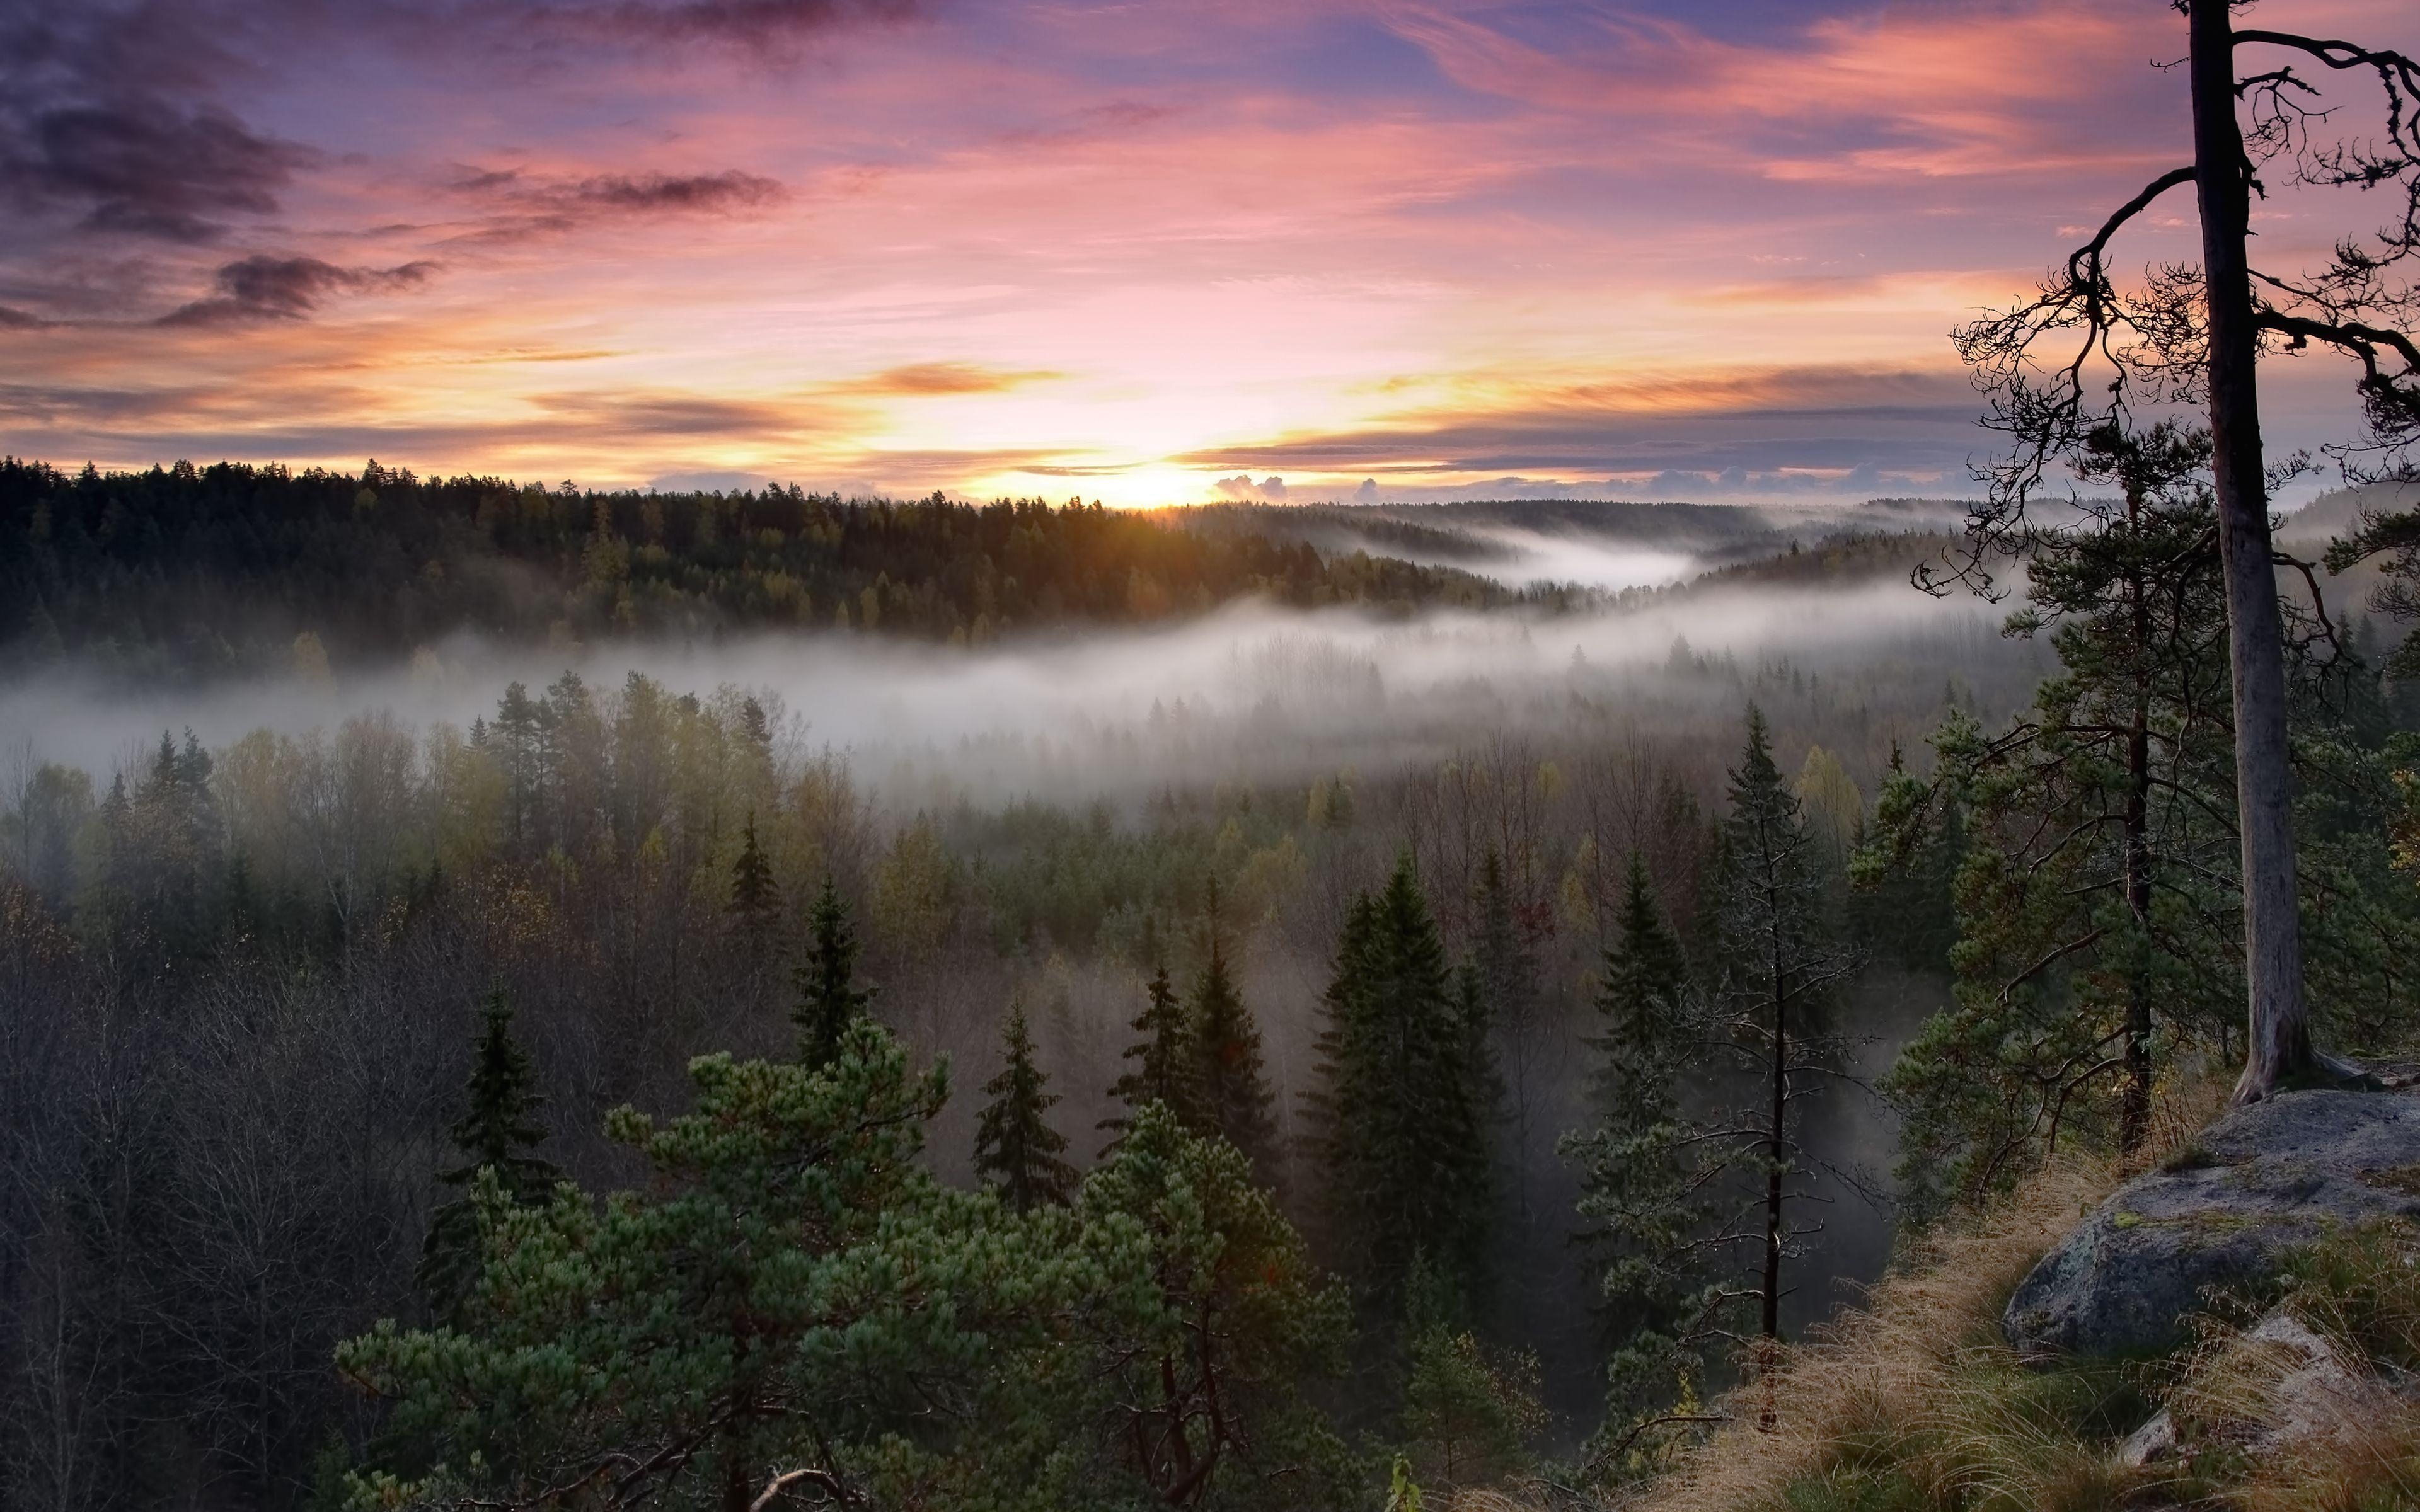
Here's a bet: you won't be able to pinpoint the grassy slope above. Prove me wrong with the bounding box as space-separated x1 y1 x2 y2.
1533 1088 2420 1512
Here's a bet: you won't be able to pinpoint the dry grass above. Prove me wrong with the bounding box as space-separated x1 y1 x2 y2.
1623 1157 2124 1512
1613 1074 2233 1512
2167 1221 2420 1512
1473 1072 2420 1512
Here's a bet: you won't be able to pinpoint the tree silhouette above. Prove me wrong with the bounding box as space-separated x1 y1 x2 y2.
1710 708 1860 1349
1944 0 2420 1101
1307 856 1495 1342
974 999 1078 1213
728 811 779 941
1100 953 1199 1154
417 991 558 1320
792 876 872 1069
1187 886 1281 1184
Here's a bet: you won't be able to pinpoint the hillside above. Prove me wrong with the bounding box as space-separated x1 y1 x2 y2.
0 458 1570 682
1576 1082 2420 1512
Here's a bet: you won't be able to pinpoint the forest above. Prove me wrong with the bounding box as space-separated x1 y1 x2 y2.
6 445 2420 1510
0 459 1592 684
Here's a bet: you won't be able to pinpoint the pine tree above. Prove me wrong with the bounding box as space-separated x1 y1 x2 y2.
417 991 560 1320
974 999 1077 1213
1847 741 1962 975
1075 1101 1359 1508
792 875 871 1069
1709 706 1859 1349
127 727 223 958
728 810 779 939
493 681 544 856
1188 891 1281 1184
1099 956 1197 1154
1308 855 1494 1343
1467 851 1527 1211
1398 1257 1545 1491
1870 424 2242 1218
1559 853 1717 1474
1585 852 1691 1135
349 1024 1035 1511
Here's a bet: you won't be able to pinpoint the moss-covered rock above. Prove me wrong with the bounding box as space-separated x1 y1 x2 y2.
2003 1089 2420 1358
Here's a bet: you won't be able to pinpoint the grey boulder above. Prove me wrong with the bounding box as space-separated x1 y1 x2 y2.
2003 1088 2420 1359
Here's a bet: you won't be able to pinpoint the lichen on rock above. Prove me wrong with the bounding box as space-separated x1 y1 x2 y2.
2003 1089 2420 1359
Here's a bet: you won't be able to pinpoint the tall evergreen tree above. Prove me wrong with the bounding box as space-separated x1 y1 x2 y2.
1873 424 2420 1220
122 727 224 959
1585 852 1690 1128
1560 854 1720 1477
1099 954 1197 1154
728 810 779 940
1466 851 1528 1215
1847 741 1962 975
1708 707 1860 1350
1870 425 2240 1219
1308 855 1494 1345
1188 891 1281 1184
417 992 560 1320
491 681 544 856
975 999 1078 1213
792 874 871 1069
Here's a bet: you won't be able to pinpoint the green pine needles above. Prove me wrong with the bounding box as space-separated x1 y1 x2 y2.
343 1022 1359 1511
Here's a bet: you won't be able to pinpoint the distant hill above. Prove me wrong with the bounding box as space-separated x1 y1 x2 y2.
0 459 1578 684
2276 479 2420 548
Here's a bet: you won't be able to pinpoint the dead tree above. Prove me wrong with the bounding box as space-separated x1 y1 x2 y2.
1939 0 2420 1103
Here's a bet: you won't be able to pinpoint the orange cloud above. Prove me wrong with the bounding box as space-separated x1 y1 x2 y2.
3 0 2409 505
834 362 1063 396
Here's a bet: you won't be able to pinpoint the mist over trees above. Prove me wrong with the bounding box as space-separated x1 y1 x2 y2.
14 37 2420 1475
7 454 2419 1508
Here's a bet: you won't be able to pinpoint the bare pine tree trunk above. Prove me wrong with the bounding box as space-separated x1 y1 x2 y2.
2189 0 2310 1103
2123 595 2155 1151
1761 923 1785 1346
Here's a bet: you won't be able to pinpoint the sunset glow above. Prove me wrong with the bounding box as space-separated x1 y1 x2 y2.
4 0 2413 503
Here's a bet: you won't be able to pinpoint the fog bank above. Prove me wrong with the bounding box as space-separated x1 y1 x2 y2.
3 576 2025 806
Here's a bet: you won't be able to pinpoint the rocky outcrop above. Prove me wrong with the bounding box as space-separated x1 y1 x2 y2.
2003 1088 2420 1359
2118 1307 2407 1465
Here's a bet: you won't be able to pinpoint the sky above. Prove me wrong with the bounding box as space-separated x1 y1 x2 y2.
1 0 2413 505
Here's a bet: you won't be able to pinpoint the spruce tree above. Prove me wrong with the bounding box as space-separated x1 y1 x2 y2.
1309 855 1494 1343
1099 957 1197 1154
1187 893 1281 1184
792 875 871 1069
974 999 1077 1213
1585 852 1690 1132
728 810 780 939
1559 853 1718 1475
1708 706 1859 1349
1466 851 1526 1210
1847 741 1961 975
418 991 560 1320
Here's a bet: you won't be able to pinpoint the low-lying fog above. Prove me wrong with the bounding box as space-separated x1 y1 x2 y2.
3 575 2027 804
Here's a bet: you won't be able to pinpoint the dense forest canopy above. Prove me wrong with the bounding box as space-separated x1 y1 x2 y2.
0 458 1589 682
9 443 2420 1509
